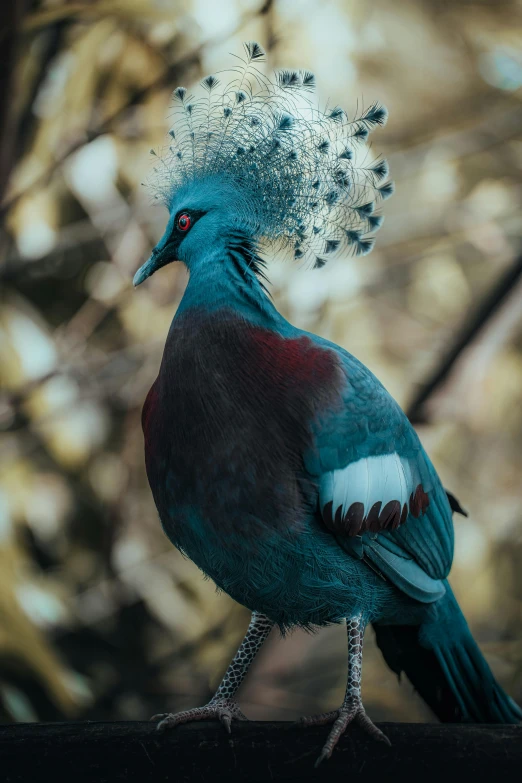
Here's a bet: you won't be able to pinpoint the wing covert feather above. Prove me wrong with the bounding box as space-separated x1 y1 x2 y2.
305 347 455 586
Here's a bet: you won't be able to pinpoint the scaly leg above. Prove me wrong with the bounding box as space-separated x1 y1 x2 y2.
152 611 273 734
299 615 390 766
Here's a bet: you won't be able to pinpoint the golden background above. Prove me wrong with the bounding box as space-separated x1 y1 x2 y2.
0 0 521 724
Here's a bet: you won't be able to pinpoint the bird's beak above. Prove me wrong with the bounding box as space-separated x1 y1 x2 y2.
133 246 176 287
133 254 157 287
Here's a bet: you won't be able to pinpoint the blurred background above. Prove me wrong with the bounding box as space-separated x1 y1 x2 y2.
1 0 522 726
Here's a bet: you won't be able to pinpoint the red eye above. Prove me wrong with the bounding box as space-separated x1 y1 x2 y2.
177 213 191 232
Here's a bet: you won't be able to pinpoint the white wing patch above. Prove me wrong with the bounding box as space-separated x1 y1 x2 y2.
319 453 430 536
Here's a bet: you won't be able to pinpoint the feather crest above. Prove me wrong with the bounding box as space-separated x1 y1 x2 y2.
149 42 393 266
244 41 265 62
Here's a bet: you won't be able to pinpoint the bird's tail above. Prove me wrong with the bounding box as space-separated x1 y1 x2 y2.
373 581 521 723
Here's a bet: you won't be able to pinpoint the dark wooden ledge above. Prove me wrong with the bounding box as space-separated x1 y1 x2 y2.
1 720 521 782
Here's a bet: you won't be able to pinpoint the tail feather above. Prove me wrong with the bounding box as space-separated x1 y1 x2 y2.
374 582 522 724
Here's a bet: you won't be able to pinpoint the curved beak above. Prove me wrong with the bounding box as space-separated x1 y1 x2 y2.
133 246 176 287
133 254 157 287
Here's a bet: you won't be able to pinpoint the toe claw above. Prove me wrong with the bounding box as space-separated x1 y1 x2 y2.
151 700 247 734
314 750 330 769
378 731 392 747
297 710 339 728
304 699 390 765
355 709 391 745
220 713 232 734
156 713 184 732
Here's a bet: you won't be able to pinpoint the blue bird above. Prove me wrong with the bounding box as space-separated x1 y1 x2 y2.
133 42 521 765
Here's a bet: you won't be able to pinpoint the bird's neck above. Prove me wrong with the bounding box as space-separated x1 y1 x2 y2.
175 243 285 330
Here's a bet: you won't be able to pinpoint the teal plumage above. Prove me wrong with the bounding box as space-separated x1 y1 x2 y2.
135 42 521 763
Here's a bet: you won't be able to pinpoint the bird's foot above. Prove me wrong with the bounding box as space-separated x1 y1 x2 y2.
151 698 248 735
298 698 390 767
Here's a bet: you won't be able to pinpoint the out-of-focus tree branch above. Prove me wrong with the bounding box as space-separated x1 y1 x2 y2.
407 251 522 423
0 0 274 223
0 0 29 207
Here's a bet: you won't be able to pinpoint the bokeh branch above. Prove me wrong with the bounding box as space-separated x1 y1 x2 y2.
0 1 29 205
407 252 522 423
0 0 274 223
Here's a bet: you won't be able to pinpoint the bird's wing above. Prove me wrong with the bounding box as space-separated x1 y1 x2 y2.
305 343 455 603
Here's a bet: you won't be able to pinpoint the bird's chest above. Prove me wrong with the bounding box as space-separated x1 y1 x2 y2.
142 311 342 569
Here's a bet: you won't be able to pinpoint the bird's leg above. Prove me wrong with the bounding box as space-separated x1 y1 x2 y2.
152 611 273 734
299 614 390 766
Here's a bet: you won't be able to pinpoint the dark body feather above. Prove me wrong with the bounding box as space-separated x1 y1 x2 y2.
143 307 406 629
144 307 341 540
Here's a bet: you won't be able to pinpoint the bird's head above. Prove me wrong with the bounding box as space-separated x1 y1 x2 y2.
134 42 393 288
133 176 259 286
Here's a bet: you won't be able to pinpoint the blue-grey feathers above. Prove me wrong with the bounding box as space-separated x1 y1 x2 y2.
149 42 393 264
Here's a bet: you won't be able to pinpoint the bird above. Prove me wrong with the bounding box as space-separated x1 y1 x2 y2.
133 42 521 765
